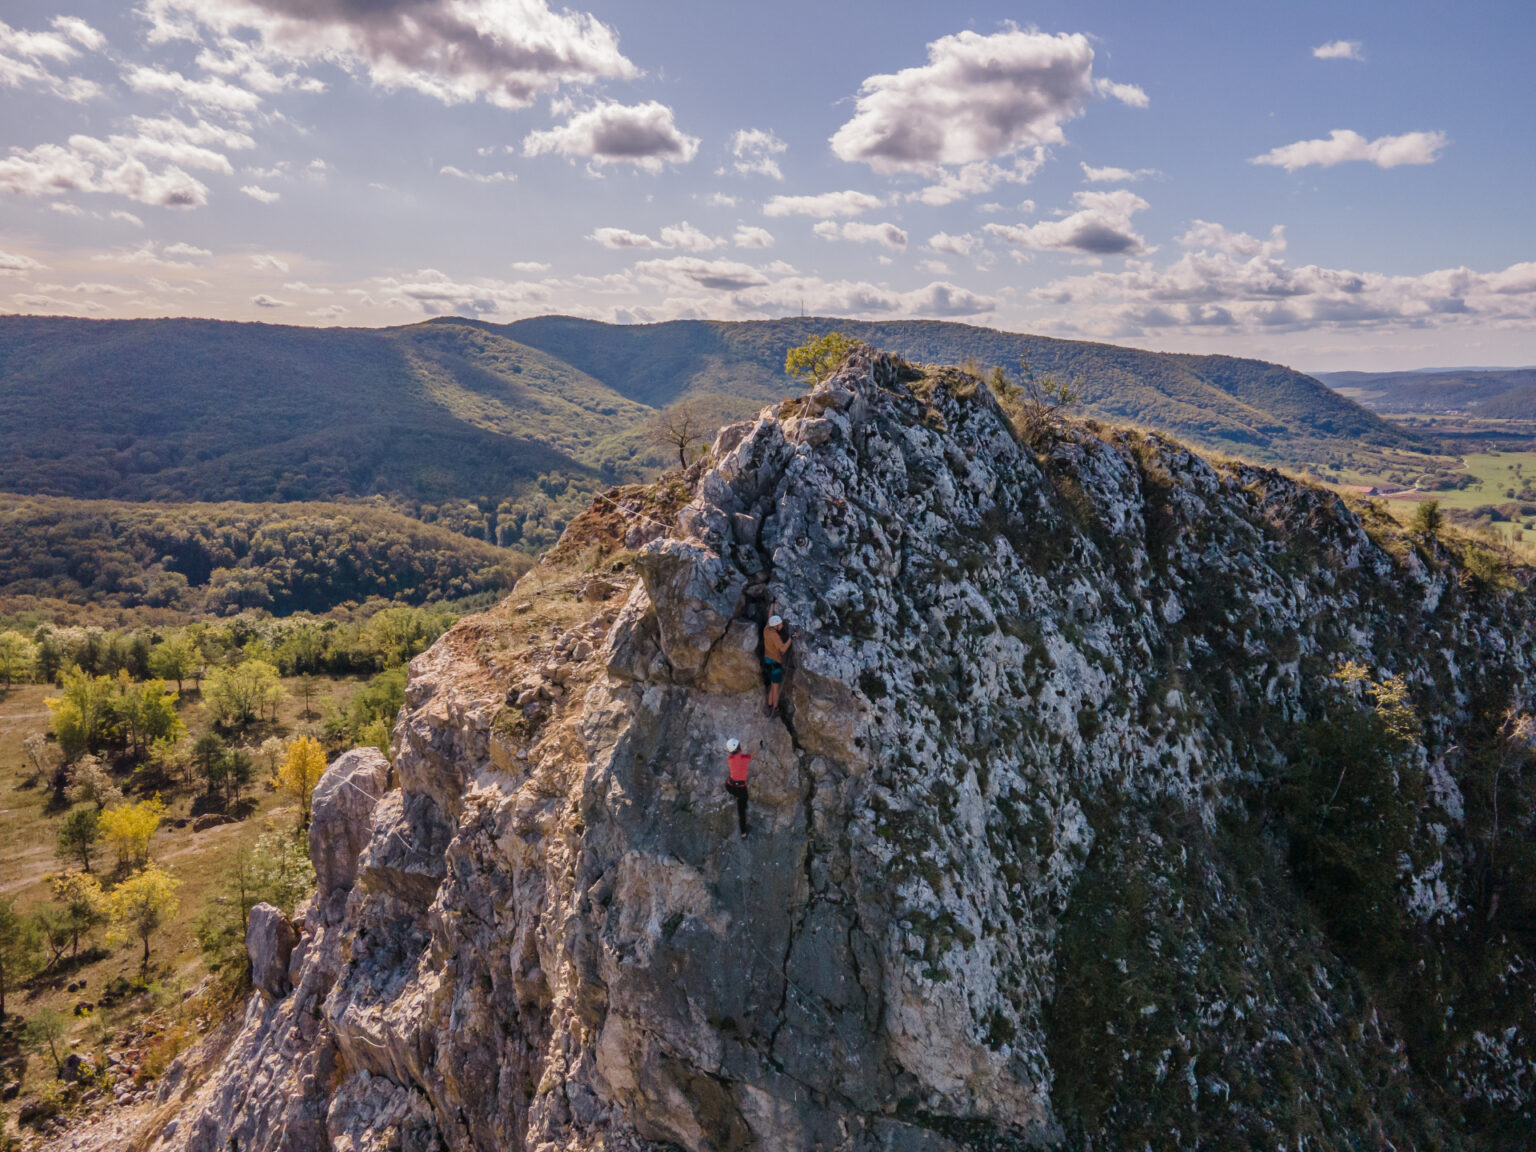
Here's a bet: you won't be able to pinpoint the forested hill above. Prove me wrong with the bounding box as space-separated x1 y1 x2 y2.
0 315 1415 527
500 315 1418 459
1320 366 1536 418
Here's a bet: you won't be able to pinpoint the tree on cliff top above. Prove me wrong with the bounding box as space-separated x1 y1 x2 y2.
785 332 862 386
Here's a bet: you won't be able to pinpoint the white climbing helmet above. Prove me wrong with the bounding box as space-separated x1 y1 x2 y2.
726 738 741 753
768 614 783 627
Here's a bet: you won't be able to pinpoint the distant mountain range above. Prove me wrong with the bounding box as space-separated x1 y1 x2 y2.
1319 367 1536 418
0 314 1418 521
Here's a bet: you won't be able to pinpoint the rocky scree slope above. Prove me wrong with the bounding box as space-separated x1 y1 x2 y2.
164 350 1536 1151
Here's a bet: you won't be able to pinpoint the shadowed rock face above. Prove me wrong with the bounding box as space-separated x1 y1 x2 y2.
164 350 1536 1152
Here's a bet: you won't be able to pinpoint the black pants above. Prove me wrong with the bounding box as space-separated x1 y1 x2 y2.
726 781 748 835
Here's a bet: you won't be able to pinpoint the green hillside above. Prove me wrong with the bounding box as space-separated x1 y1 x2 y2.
502 315 1419 464
1321 367 1536 418
0 493 527 618
0 314 1425 528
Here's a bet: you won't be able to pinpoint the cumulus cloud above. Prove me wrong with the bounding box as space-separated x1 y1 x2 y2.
912 155 1043 206
591 221 719 251
241 184 280 203
283 280 331 294
632 256 770 292
1081 162 1158 183
440 165 516 184
164 241 211 258
378 268 550 316
830 26 1142 190
523 100 699 172
0 139 210 208
0 113 259 210
813 220 909 251
1028 222 1536 338
142 0 635 110
1092 78 1149 107
763 190 882 219
1313 40 1364 61
511 261 550 273
0 250 44 275
250 293 289 307
985 189 1149 256
0 16 106 101
733 225 774 249
124 65 263 113
309 303 348 321
250 253 289 272
1250 129 1447 171
927 232 981 257
728 128 786 180
110 210 145 226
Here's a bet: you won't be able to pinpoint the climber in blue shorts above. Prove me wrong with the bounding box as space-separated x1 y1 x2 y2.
762 613 791 717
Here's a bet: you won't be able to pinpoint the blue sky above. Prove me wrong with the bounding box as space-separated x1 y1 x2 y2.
1 0 1532 370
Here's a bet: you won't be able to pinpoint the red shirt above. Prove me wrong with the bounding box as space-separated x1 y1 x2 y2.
728 752 752 783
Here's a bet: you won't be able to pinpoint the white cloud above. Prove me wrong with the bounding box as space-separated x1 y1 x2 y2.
0 250 44 275
919 259 949 274
111 210 145 227
51 202 86 216
52 16 105 52
1177 220 1286 259
912 156 1043 206
705 192 738 208
143 0 635 110
0 17 106 101
1313 40 1364 61
1250 129 1447 171
831 28 1134 177
591 227 657 249
658 222 718 251
632 256 771 292
814 220 908 251
250 254 289 272
1081 162 1158 183
1028 223 1536 338
1092 78 1149 107
309 304 348 321
440 165 516 184
0 139 210 208
985 189 1149 255
241 184 280 203
523 100 699 172
510 261 550 273
283 280 331 294
251 294 289 307
927 231 981 257
377 268 549 316
729 128 787 180
733 225 775 249
763 190 882 219
124 65 262 113
163 241 211 258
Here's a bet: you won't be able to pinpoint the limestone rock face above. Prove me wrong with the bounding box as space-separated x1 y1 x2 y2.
246 904 297 998
167 349 1536 1152
310 747 390 918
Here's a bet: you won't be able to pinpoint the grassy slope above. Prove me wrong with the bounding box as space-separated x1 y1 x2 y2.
0 675 366 1117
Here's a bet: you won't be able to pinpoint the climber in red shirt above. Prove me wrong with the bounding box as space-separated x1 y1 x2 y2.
725 737 752 839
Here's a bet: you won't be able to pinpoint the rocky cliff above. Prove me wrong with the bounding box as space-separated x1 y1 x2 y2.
163 349 1536 1151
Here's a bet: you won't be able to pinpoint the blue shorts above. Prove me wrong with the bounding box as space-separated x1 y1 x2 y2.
763 658 783 684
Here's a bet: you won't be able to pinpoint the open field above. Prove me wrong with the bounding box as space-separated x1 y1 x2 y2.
0 672 371 1136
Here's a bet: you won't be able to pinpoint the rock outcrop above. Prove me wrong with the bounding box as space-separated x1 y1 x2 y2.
246 904 297 998
164 349 1536 1151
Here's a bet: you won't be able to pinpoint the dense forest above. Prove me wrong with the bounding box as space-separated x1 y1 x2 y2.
0 495 527 618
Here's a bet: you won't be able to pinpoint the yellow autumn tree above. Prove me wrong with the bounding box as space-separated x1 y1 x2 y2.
277 736 328 829
106 864 180 975
100 795 166 871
